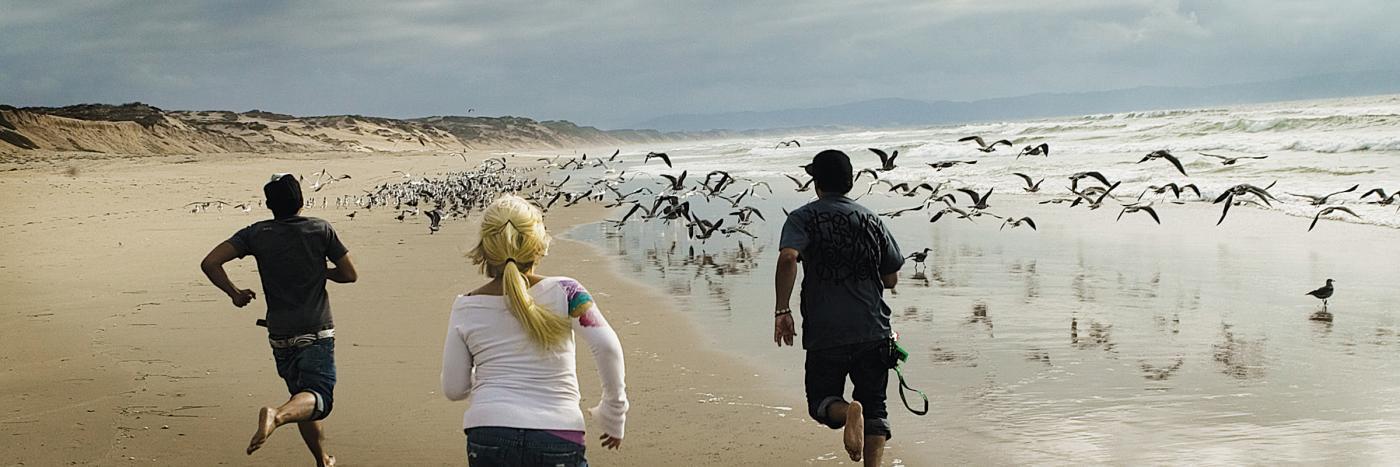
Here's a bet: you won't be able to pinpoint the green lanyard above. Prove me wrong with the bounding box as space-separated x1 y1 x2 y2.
890 339 929 416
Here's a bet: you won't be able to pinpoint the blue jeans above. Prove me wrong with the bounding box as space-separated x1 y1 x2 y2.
271 337 336 420
465 427 587 467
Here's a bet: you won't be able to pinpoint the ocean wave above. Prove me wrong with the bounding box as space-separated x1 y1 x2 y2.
1253 166 1378 176
1186 114 1400 134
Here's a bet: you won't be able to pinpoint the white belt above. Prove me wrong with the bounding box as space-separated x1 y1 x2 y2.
269 329 335 349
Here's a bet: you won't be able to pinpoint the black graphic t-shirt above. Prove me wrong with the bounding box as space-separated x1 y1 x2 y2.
227 216 348 337
780 195 903 350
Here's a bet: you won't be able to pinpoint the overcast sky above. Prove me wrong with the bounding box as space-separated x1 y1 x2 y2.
2 0 1397 128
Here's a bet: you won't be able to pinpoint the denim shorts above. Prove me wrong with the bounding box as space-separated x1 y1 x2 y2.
465 426 587 467
271 337 336 421
805 338 892 439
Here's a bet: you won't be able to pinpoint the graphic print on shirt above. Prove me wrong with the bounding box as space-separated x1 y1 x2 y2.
802 210 888 282
559 278 603 327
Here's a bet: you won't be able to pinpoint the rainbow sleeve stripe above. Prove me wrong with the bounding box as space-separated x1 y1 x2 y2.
560 279 594 318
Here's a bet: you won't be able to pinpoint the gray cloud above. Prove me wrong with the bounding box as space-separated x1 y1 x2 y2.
2 0 1396 128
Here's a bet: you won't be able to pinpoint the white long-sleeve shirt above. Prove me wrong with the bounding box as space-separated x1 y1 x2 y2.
441 276 628 438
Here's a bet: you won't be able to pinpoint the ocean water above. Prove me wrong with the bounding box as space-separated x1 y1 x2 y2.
557 94 1400 465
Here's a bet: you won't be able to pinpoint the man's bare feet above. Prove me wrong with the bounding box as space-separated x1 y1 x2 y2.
320 455 335 467
844 401 865 462
247 407 278 455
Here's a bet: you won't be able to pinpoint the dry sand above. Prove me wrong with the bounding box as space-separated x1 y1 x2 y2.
0 151 859 465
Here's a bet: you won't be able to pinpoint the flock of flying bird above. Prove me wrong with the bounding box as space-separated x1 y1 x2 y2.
184 136 1390 313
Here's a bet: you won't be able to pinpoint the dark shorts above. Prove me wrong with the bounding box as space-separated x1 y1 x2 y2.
465 427 587 467
271 337 336 421
805 339 892 439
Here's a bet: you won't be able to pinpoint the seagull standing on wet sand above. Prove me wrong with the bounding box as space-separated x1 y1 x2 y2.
1306 279 1335 312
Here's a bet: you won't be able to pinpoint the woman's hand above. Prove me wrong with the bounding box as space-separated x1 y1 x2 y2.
600 433 623 450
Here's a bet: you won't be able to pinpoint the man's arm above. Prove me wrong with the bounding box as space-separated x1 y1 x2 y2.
199 242 256 307
773 248 800 346
882 272 899 289
326 253 358 284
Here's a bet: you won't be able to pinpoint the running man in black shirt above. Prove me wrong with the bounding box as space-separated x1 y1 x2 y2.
775 150 903 466
200 174 357 467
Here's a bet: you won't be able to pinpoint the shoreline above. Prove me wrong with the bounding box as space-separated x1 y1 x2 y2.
0 151 861 465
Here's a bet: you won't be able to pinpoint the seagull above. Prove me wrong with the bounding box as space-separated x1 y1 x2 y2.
1017 143 1050 159
880 203 929 218
927 160 978 171
1068 171 1113 190
1012 173 1044 192
1213 182 1279 225
660 171 689 192
345 211 356 220
1198 152 1268 165
1138 183 1202 201
1288 184 1359 206
1360 188 1399 205
929 206 975 224
1305 279 1335 312
958 187 994 210
1308 206 1360 232
868 148 900 171
645 152 673 168
426 209 442 234
775 140 801 148
1117 203 1161 224
1069 181 1122 209
906 248 932 270
607 149 621 162
1138 150 1189 177
784 174 815 192
1000 217 1037 231
855 168 881 184
958 136 1012 153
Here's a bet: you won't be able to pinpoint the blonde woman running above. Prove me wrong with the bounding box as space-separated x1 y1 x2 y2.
442 195 628 467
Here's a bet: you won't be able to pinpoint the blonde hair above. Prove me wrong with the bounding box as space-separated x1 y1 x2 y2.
469 195 569 349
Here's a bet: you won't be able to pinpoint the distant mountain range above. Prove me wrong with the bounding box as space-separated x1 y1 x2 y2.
632 70 1400 132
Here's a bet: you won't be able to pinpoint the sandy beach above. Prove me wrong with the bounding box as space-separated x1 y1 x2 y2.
0 151 859 466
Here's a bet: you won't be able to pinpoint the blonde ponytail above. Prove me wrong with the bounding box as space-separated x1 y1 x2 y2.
470 195 570 349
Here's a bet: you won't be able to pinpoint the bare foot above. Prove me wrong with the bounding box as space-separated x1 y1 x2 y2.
247 407 277 455
320 455 335 467
844 401 865 462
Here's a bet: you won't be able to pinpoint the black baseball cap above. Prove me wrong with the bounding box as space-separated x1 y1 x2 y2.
264 173 303 218
802 150 853 190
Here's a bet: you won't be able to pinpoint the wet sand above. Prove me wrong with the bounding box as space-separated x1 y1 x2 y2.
573 186 1400 465
0 152 857 466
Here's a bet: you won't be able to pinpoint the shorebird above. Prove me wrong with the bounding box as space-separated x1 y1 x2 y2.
345 211 356 220
855 168 880 184
880 203 929 218
775 140 801 148
958 187 994 210
645 151 673 168
426 209 442 234
1305 279 1335 312
784 174 815 192
1017 143 1050 159
660 171 688 192
906 248 932 271
1308 206 1360 232
1138 150 1188 177
1360 188 1399 205
1012 173 1044 192
1212 182 1278 225
1138 183 1202 201
1000 217 1037 231
1198 152 1268 166
868 148 900 171
1289 184 1359 206
958 136 1012 153
1069 181 1122 210
927 160 978 171
929 206 976 223
1068 171 1113 190
1117 203 1161 224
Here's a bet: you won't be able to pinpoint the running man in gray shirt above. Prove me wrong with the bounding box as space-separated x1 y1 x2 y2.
200 173 356 467
775 150 903 467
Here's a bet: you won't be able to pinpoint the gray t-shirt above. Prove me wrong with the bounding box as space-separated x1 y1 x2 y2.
227 216 348 337
780 195 904 350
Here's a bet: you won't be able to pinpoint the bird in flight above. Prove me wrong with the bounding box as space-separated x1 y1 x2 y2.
868 148 900 171
958 136 1012 153
1308 206 1360 232
1017 143 1050 159
645 152 673 168
1138 150 1189 177
1198 152 1268 166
